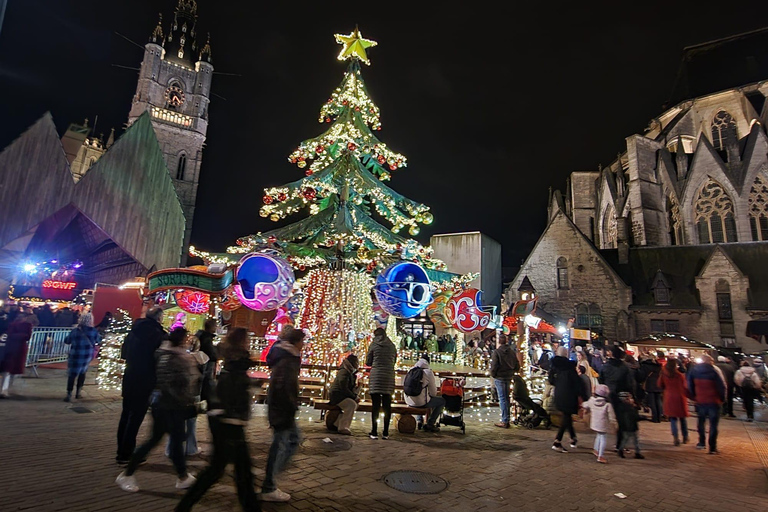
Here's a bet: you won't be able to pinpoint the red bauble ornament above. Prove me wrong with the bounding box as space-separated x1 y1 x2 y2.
277 193 287 202
355 106 360 111
325 117 331 123
268 236 277 244
389 164 396 171
298 156 305 162
290 157 297 164
305 170 314 177
377 155 386 164
263 195 273 205
347 142 357 151
342 100 348 106
299 265 306 271
303 188 316 200
316 145 324 154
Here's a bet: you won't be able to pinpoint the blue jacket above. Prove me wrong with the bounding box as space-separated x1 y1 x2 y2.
65 326 101 375
687 363 725 406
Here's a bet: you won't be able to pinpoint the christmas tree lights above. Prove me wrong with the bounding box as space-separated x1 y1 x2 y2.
96 309 133 391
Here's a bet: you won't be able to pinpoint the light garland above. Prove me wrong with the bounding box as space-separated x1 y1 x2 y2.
96 309 133 391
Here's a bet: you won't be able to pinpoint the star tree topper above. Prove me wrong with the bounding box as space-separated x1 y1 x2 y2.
334 26 377 65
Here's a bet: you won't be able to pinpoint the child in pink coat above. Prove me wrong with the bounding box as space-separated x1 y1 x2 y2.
582 384 616 463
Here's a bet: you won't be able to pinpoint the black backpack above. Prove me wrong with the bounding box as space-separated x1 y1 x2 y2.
403 367 425 396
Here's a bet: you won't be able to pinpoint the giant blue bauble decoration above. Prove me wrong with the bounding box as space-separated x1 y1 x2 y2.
373 262 432 319
234 252 295 311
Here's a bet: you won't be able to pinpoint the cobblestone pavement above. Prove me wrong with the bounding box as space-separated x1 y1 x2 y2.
2 369 768 511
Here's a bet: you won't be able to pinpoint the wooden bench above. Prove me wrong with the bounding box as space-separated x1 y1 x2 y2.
313 400 430 434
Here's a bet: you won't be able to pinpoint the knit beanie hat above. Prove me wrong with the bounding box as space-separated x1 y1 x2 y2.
595 384 610 398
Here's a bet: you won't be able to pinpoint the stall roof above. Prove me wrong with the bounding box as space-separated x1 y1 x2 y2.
628 334 716 350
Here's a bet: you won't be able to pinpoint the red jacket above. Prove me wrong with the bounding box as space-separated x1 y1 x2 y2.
660 370 688 417
687 363 725 406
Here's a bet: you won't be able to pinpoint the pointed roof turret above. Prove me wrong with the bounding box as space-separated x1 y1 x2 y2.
150 13 164 44
198 33 212 63
164 0 198 67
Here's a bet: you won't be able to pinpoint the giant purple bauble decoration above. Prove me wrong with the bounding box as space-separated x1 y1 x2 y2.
233 252 295 311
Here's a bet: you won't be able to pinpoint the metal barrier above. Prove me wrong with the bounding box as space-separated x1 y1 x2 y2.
26 327 73 377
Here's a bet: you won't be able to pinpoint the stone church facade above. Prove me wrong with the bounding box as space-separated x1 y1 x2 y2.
507 30 768 354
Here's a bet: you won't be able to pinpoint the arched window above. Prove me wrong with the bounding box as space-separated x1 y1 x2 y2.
176 153 187 180
748 174 768 241
88 157 96 169
575 304 589 327
603 206 617 249
588 303 602 329
711 110 736 150
556 257 568 289
667 196 682 245
694 180 737 243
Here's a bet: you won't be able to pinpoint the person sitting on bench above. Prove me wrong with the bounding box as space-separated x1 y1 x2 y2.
328 354 360 435
513 374 549 420
405 354 445 432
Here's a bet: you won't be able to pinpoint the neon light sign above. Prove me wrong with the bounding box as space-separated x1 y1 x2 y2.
42 280 77 290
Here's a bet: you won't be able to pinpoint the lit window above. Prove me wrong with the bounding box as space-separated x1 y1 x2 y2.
711 110 736 150
694 180 737 243
556 257 568 289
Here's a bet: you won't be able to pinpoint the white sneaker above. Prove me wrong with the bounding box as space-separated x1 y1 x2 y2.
116 472 139 492
261 489 291 502
175 473 197 489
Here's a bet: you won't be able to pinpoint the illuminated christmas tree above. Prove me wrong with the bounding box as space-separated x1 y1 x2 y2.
96 309 133 391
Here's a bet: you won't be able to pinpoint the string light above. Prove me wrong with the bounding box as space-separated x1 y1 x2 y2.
96 309 133 391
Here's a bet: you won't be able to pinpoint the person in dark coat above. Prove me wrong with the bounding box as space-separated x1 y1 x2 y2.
176 328 261 512
328 354 360 435
599 346 635 451
491 334 520 428
0 313 33 397
513 374 549 421
549 347 586 452
616 392 644 459
639 356 663 422
262 326 306 503
687 355 725 454
715 356 736 418
55 307 75 327
193 318 218 402
37 304 55 327
115 307 167 463
660 357 689 445
64 313 101 402
365 327 397 439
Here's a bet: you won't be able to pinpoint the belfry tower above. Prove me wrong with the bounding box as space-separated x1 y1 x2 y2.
128 0 213 261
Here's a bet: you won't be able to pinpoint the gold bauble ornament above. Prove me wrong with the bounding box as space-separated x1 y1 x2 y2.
297 160 307 169
259 208 268 218
409 225 420 236
422 212 433 225
270 213 280 222
357 246 370 259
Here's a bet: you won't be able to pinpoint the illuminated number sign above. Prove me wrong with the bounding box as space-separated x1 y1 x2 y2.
42 280 77 290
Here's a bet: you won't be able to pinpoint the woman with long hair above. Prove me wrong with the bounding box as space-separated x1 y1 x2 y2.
659 357 689 445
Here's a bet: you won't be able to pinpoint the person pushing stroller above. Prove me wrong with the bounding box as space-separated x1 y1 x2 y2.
512 374 550 428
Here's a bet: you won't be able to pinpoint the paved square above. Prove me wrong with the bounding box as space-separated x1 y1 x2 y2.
1 369 767 511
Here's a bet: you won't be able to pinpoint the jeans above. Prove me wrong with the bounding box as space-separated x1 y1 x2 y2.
424 396 446 426
66 372 87 395
555 413 576 443
176 416 259 512
166 416 199 456
126 407 188 477
263 425 300 494
370 393 392 436
494 379 511 424
620 431 641 453
669 417 688 441
116 392 151 461
333 398 357 431
647 392 662 422
593 432 607 458
696 404 720 451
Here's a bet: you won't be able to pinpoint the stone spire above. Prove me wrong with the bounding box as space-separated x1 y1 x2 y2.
199 33 212 63
164 0 198 66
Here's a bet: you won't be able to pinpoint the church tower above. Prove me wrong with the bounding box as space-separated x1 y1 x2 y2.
128 0 213 260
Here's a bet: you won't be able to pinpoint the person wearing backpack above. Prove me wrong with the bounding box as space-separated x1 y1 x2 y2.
735 360 761 421
404 355 444 432
490 334 519 428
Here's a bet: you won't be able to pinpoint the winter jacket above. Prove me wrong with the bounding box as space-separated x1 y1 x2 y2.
194 329 218 362
512 374 529 401
583 395 616 433
154 346 200 411
687 363 725 406
365 334 397 395
55 309 75 328
599 358 635 397
209 348 257 424
329 358 358 405
548 355 584 415
267 341 302 430
716 362 736 387
0 319 32 375
615 400 639 433
121 317 167 399
734 366 762 390
640 360 662 393
580 373 593 398
65 325 101 375
660 370 689 418
490 344 519 380
405 359 438 408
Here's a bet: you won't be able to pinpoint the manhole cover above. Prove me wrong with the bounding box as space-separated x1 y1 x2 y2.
302 437 352 452
69 406 94 414
383 471 448 494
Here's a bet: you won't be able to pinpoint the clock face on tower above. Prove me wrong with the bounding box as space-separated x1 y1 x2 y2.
165 84 185 108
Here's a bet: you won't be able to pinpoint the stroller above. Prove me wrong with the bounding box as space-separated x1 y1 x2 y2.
511 375 551 429
439 377 466 434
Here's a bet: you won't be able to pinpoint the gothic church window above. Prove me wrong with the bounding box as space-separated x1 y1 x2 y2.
667 196 682 245
177 153 187 180
556 257 568 289
694 180 737 243
603 206 617 249
711 110 736 151
748 175 768 241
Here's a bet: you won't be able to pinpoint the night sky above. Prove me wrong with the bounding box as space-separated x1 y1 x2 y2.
1 1 766 273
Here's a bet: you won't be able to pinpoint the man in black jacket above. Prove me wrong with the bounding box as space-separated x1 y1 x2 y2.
716 356 736 418
116 307 167 464
262 326 306 503
599 345 635 451
491 334 519 428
